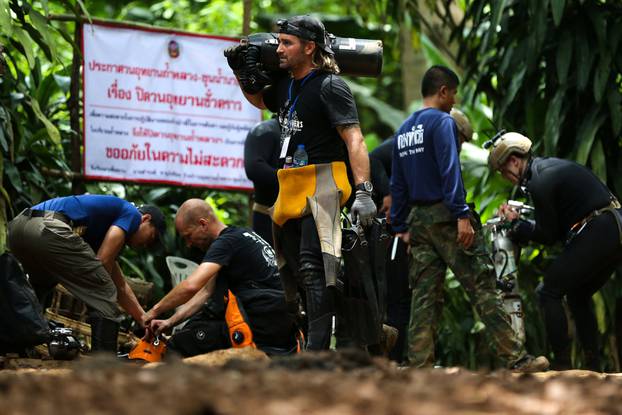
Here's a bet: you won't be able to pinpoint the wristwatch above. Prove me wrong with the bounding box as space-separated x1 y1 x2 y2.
355 181 373 193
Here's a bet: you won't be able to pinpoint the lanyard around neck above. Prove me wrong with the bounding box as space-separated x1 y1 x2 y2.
287 70 316 124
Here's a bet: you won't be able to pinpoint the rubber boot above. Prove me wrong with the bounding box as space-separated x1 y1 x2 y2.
87 317 119 353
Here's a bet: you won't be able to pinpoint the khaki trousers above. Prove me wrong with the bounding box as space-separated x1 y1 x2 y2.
8 211 120 320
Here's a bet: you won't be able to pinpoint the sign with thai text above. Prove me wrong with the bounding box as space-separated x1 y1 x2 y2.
82 23 260 189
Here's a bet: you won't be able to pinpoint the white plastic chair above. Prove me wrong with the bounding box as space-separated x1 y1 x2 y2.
165 256 199 287
165 256 199 333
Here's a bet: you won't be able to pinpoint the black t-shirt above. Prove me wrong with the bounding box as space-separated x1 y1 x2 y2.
203 226 285 308
263 71 359 165
243 119 280 206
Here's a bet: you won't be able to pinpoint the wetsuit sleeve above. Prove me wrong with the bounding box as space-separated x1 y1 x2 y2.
370 138 394 177
526 174 559 245
244 125 279 194
390 139 409 233
369 154 389 208
432 117 469 220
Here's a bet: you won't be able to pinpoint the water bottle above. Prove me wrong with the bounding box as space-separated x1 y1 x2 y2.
292 144 308 167
283 156 294 169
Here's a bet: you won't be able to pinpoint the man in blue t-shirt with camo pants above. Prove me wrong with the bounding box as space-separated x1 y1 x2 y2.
390 65 548 372
8 195 166 353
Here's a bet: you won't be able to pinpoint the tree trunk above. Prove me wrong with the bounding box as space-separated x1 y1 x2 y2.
0 189 5 254
399 1 426 109
242 0 252 36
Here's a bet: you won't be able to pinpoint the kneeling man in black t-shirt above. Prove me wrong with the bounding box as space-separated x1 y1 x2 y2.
144 199 297 357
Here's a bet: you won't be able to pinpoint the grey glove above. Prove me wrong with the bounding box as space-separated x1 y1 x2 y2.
351 190 377 227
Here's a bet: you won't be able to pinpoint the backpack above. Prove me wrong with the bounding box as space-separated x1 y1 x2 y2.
0 252 50 353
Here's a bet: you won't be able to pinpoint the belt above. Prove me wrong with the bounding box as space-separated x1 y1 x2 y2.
567 199 622 245
23 209 87 237
24 209 73 225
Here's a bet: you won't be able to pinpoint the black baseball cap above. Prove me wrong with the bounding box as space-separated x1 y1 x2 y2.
276 15 334 55
138 204 166 243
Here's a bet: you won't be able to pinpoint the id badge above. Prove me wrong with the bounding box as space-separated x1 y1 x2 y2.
279 132 291 159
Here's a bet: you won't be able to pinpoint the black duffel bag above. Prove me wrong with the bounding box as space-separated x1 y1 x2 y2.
0 252 50 353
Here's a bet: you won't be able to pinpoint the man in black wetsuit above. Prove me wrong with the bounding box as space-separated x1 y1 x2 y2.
244 118 280 246
488 132 622 370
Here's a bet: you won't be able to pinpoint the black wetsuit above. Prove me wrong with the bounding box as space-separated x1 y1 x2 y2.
513 157 622 370
370 137 411 363
244 119 280 246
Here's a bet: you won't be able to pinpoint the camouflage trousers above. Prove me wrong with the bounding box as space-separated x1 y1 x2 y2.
406 203 525 368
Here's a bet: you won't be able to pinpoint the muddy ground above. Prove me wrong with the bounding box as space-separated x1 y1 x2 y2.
1 349 622 415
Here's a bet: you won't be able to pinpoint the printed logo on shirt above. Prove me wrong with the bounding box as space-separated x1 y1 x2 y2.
397 124 425 157
243 231 277 267
278 109 303 139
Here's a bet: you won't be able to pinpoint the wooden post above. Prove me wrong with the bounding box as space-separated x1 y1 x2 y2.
68 20 85 195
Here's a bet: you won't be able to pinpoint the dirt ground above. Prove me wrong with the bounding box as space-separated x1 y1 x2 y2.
2 349 622 415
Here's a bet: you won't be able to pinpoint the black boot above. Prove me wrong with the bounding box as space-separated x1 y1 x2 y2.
300 270 333 351
87 317 119 353
551 345 572 371
584 350 601 372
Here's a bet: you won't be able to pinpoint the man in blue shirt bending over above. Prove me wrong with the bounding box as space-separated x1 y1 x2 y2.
8 195 166 353
390 65 548 372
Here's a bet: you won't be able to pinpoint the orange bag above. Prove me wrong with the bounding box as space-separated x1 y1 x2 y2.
225 290 256 349
128 336 167 362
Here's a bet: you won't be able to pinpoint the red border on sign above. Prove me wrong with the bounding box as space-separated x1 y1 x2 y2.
80 21 255 191
85 173 253 192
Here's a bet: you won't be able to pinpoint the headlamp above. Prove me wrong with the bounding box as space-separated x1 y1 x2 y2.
483 129 507 149
276 19 319 42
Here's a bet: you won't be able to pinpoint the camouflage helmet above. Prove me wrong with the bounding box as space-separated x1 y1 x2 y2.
450 108 473 142
487 132 532 171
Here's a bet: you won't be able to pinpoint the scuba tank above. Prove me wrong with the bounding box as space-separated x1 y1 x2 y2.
485 214 525 344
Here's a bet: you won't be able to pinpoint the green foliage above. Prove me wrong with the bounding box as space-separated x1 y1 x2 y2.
459 1 622 190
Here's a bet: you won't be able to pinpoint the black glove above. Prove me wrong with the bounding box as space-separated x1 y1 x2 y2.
234 44 270 94
223 44 245 71
237 68 273 94
507 219 534 245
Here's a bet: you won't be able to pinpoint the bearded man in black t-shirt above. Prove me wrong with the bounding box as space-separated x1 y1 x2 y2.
226 15 377 350
144 199 296 357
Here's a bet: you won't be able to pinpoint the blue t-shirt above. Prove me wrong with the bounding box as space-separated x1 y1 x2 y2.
390 108 468 232
32 195 141 251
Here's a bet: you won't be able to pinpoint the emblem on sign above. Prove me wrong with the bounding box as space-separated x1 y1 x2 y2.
168 39 180 58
